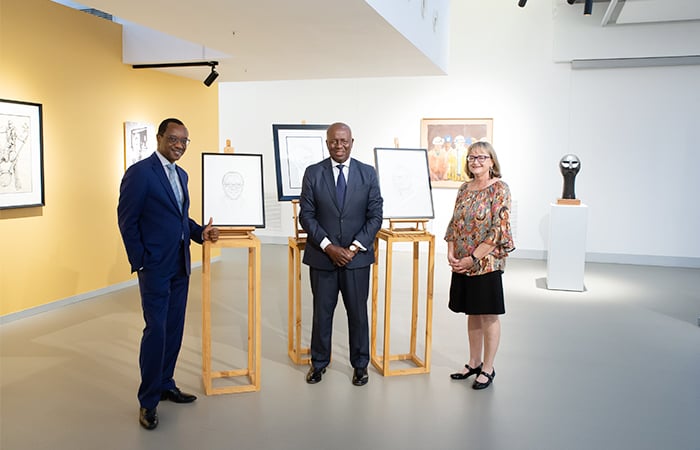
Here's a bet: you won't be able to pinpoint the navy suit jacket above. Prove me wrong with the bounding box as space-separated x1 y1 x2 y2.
299 157 383 270
117 152 204 275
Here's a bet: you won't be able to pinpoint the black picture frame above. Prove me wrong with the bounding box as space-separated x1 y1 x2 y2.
272 124 328 201
0 98 44 209
201 153 265 228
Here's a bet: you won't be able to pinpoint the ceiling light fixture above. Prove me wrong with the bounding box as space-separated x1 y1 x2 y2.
132 61 220 87
203 65 219 87
518 0 527 7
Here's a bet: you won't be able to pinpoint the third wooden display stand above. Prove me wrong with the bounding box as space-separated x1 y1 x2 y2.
202 228 261 394
371 219 435 376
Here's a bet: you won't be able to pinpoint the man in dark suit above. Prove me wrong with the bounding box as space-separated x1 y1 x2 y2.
117 118 219 430
299 122 383 386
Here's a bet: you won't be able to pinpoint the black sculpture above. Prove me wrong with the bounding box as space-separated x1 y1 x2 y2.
559 154 580 200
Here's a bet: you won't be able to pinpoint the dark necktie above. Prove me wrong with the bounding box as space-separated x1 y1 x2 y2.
336 164 346 207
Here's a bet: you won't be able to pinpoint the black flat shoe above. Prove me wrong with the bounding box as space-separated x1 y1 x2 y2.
450 363 482 380
161 387 197 403
472 369 495 390
306 366 326 384
139 407 158 430
352 367 368 386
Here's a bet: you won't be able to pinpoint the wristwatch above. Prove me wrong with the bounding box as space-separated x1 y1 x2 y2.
349 244 359 253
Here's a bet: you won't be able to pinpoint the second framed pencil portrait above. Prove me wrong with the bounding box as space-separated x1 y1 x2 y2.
374 147 434 219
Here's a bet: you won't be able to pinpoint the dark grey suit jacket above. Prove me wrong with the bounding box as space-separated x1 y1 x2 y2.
299 157 383 270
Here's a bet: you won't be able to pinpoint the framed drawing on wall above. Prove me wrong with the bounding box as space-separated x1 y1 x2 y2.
420 118 493 188
124 121 156 170
272 124 328 201
374 147 434 219
202 153 265 228
0 98 44 209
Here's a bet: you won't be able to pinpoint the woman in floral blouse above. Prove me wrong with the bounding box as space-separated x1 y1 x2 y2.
444 141 514 390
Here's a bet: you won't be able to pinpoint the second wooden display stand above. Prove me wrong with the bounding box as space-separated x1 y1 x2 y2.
201 228 261 395
371 220 435 376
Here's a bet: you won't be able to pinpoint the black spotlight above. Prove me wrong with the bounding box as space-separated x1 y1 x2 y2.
518 0 527 7
203 66 219 87
567 0 576 4
584 0 593 15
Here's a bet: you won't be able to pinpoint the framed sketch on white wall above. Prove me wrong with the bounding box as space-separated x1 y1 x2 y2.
201 153 265 228
272 124 328 201
0 98 44 209
374 147 434 219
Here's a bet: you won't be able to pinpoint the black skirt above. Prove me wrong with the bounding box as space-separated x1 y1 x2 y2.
448 270 505 315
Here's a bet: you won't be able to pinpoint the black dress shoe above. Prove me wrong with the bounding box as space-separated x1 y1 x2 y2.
306 366 326 384
139 407 158 430
450 363 483 380
352 367 368 386
160 387 197 403
472 369 495 390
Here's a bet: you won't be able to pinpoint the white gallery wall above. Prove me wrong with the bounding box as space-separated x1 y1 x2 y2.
218 1 700 268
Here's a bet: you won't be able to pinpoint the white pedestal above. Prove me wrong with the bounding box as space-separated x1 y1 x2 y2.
547 203 588 291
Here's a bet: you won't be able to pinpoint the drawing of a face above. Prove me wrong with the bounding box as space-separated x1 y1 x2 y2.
222 171 244 199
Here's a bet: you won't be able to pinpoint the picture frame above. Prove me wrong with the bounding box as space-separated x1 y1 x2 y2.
420 118 493 188
124 121 156 170
374 147 435 219
201 153 265 228
0 98 44 209
272 124 328 201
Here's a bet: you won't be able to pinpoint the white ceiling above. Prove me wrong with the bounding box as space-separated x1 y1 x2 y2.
54 0 700 84
56 0 447 83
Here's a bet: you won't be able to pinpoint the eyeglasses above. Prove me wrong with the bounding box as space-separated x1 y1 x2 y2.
165 135 191 146
467 155 491 163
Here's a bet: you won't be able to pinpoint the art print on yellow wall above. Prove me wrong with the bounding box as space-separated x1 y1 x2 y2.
124 121 156 170
0 98 44 209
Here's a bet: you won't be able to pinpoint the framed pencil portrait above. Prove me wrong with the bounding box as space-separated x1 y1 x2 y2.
272 124 328 201
201 153 265 228
374 147 434 219
0 99 44 209
420 118 493 188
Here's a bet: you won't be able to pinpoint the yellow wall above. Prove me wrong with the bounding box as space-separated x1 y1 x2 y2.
0 0 219 316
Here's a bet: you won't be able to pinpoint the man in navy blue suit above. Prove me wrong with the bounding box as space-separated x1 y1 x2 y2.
299 122 383 386
118 118 219 430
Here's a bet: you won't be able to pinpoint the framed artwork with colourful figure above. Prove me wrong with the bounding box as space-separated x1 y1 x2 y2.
420 118 493 188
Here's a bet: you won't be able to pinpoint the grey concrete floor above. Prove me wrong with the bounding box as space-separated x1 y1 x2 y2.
1 244 698 450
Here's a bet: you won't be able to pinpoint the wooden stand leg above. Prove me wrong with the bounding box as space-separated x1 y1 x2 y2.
287 238 310 364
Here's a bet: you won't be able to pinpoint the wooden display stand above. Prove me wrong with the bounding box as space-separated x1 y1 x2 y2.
371 220 435 376
201 228 261 394
287 200 310 364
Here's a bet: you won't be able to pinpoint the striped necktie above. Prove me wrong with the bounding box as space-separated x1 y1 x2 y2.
166 164 183 212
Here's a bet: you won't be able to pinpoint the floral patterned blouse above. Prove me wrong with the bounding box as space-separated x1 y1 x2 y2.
444 179 515 276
